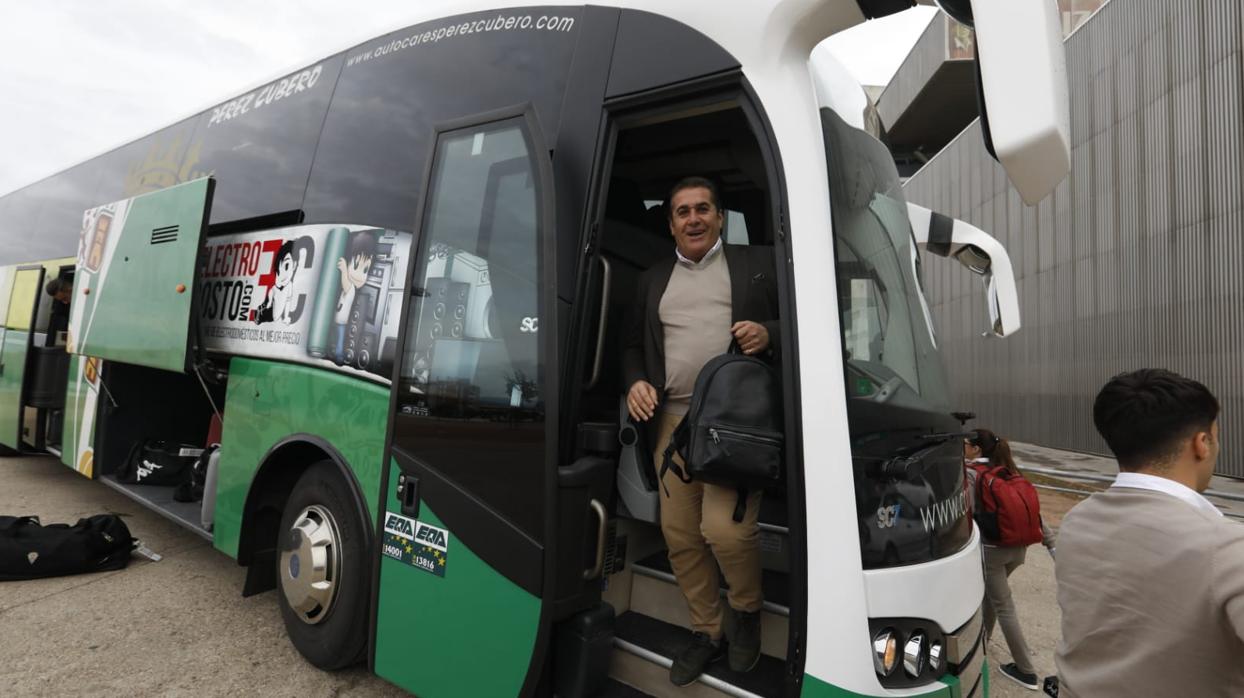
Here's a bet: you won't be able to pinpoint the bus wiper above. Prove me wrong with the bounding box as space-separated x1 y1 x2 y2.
918 431 975 442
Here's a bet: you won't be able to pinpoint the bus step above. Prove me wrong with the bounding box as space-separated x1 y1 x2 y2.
611 611 785 698
596 677 657 697
631 552 791 617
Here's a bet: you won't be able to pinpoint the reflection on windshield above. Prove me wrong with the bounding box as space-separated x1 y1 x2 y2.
822 107 951 412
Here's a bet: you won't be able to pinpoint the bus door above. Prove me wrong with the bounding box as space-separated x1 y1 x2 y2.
375 110 570 697
0 265 45 450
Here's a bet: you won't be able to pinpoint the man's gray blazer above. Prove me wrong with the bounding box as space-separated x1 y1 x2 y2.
1055 486 1244 697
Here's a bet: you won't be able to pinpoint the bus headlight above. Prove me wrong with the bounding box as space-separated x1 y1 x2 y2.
903 631 929 677
928 639 944 672
872 628 900 676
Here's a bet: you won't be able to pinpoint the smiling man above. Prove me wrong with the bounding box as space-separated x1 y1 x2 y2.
622 176 781 685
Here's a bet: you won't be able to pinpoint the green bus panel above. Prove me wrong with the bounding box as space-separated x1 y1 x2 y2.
0 330 29 449
212 357 388 559
372 466 540 697
69 177 213 374
801 658 987 697
5 268 41 332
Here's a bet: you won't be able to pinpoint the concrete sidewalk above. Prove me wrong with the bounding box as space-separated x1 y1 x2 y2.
1010 441 1244 518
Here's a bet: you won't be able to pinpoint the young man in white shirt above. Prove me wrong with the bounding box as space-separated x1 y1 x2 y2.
1054 368 1244 697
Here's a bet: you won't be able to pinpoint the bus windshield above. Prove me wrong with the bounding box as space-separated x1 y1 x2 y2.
821 107 951 412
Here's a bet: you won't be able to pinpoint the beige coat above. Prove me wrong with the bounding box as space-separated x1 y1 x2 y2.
1055 487 1244 697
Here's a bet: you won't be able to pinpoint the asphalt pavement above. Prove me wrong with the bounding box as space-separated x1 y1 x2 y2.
0 455 403 697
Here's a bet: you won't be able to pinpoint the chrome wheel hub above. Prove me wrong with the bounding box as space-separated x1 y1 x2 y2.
279 504 341 625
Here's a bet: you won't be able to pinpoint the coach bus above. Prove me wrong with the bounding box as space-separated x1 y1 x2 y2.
0 1 1069 696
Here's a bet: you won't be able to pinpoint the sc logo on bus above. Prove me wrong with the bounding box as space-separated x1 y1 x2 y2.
877 504 901 529
520 317 539 333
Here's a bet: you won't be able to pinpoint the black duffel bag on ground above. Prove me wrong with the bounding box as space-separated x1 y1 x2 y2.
0 515 135 581
659 345 784 522
118 440 203 486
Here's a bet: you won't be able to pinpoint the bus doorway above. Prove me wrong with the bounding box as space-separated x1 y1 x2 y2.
569 93 799 696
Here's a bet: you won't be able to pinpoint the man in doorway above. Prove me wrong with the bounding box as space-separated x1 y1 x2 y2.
44 277 72 347
623 176 780 685
1055 369 1244 696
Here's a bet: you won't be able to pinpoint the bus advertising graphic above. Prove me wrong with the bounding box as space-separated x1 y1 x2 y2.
200 225 413 382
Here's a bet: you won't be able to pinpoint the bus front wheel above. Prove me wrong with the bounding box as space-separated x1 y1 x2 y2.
276 460 369 670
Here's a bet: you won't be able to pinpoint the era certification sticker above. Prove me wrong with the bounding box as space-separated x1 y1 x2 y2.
382 511 448 577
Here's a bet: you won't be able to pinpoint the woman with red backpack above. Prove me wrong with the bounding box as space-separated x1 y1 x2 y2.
964 429 1056 691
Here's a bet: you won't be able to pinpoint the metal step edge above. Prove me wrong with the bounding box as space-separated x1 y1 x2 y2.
612 637 766 698
629 563 790 618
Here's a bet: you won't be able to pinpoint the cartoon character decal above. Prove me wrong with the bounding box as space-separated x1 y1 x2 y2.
255 236 314 325
333 231 378 364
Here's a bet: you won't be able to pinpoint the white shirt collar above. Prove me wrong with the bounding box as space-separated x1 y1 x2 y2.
1112 471 1223 517
675 237 724 268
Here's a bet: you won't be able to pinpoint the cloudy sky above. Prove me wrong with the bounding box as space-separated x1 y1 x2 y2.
0 1 934 196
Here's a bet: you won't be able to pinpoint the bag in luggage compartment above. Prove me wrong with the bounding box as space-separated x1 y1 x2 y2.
118 440 204 486
0 515 135 581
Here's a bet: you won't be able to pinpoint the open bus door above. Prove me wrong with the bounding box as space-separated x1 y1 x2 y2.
373 110 589 696
0 265 45 450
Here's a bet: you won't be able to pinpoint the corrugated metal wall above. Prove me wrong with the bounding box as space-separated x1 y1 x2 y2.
903 0 1244 476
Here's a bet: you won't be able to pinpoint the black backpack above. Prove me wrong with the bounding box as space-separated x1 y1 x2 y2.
0 515 135 581
659 349 784 521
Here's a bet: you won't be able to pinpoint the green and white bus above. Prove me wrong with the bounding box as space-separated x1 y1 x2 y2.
0 1 1069 696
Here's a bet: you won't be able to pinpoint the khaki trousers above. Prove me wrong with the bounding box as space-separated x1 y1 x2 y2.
653 411 763 639
982 544 1035 674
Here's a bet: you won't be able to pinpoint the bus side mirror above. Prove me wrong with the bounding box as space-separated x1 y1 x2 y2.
927 0 1071 204
907 202 1020 338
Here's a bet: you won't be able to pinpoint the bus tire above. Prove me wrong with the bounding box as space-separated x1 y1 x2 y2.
275 460 369 670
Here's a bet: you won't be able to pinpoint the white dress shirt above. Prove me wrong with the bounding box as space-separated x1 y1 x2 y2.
1112 471 1222 518
675 236 724 269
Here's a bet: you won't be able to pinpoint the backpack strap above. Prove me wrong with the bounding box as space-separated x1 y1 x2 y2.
657 416 693 497
732 485 748 523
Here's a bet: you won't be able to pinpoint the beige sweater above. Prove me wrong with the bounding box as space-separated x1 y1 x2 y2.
658 252 732 415
1055 487 1244 697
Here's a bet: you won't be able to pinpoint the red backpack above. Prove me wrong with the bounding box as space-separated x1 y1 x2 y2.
970 464 1043 546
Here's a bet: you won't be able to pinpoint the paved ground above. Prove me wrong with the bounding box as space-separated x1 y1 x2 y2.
2 445 1209 697
0 455 403 698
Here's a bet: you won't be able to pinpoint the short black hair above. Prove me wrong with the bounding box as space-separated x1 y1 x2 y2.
346 230 378 262
45 278 66 297
1093 369 1219 471
666 176 722 218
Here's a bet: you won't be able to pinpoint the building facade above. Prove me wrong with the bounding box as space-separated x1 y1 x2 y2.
902 0 1244 475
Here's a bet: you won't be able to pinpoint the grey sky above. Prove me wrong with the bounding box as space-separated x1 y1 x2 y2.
0 2 935 196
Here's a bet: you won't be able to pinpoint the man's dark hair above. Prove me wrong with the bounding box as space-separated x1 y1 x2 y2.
666 176 722 218
45 278 65 297
1093 369 1219 471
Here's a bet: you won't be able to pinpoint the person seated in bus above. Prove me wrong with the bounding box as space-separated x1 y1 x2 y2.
623 176 780 686
44 277 72 347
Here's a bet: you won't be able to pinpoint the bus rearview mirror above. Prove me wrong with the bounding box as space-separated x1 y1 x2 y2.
969 0 1071 205
907 202 1020 337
